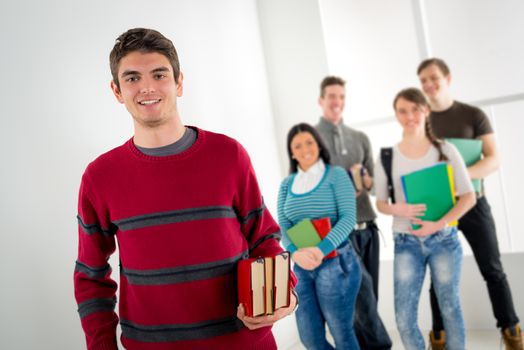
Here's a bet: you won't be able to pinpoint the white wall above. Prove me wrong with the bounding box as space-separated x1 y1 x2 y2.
1 0 523 349
492 101 524 251
0 1 283 349
256 0 330 177
424 0 524 101
320 0 422 122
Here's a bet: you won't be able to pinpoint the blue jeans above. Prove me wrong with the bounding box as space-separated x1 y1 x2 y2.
394 227 465 350
294 241 362 350
430 197 519 330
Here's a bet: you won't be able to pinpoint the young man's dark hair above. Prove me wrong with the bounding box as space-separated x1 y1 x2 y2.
417 58 450 76
319 76 346 97
109 28 181 88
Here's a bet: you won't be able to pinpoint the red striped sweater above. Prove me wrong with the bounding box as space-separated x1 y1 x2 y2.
74 128 293 350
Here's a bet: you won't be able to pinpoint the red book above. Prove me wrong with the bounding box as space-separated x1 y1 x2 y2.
273 252 291 311
237 252 290 317
311 218 337 259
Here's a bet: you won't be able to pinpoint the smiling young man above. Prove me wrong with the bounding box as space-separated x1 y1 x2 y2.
418 58 522 350
315 76 392 350
74 28 296 350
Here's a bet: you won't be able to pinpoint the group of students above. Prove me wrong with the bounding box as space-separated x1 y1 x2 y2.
278 64 522 350
74 28 521 350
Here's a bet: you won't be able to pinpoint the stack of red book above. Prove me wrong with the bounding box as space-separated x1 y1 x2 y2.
237 251 291 317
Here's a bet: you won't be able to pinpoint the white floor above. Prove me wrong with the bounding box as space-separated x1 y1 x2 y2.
286 329 503 349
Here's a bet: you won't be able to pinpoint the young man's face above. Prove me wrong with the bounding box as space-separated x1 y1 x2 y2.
318 84 345 124
110 51 183 128
418 64 451 101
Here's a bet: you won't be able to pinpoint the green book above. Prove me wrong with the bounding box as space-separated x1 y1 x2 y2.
286 219 321 248
401 162 457 230
446 138 483 193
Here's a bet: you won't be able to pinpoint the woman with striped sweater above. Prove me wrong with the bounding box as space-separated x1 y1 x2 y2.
277 123 361 350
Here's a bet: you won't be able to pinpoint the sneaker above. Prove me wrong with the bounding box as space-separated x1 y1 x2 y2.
429 330 446 350
502 324 523 350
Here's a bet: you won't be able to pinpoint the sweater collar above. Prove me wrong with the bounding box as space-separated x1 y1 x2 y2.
127 126 204 162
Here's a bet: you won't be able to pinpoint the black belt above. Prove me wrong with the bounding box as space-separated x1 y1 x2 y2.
354 220 375 230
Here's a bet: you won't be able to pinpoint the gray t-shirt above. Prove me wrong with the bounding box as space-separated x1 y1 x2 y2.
135 127 197 157
375 141 473 233
316 117 376 223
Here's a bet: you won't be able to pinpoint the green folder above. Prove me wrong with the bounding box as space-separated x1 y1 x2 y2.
446 138 483 193
401 163 457 230
286 219 321 248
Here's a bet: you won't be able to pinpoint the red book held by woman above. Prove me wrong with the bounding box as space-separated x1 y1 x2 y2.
311 218 337 259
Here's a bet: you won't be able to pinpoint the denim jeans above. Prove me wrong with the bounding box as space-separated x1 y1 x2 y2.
430 197 520 330
394 227 464 350
351 224 392 349
294 241 362 350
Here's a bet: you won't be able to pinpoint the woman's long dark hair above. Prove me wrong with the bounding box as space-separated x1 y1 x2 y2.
286 123 331 174
393 88 448 161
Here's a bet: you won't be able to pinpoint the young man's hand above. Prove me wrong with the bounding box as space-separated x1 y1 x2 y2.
237 291 298 330
349 163 373 196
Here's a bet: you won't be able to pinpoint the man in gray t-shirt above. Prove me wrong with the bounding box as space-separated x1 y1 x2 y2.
315 76 391 350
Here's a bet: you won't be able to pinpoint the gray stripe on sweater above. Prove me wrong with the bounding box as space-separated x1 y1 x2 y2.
121 316 244 342
77 216 115 236
75 261 111 279
249 231 282 251
113 206 237 231
122 250 248 285
77 297 117 319
240 204 265 225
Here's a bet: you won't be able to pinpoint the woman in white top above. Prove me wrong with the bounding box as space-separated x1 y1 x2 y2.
374 88 476 350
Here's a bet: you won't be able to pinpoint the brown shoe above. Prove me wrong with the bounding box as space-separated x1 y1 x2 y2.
502 325 524 350
429 330 446 350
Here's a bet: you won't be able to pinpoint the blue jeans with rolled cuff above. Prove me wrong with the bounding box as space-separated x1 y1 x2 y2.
294 240 362 350
394 227 465 350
